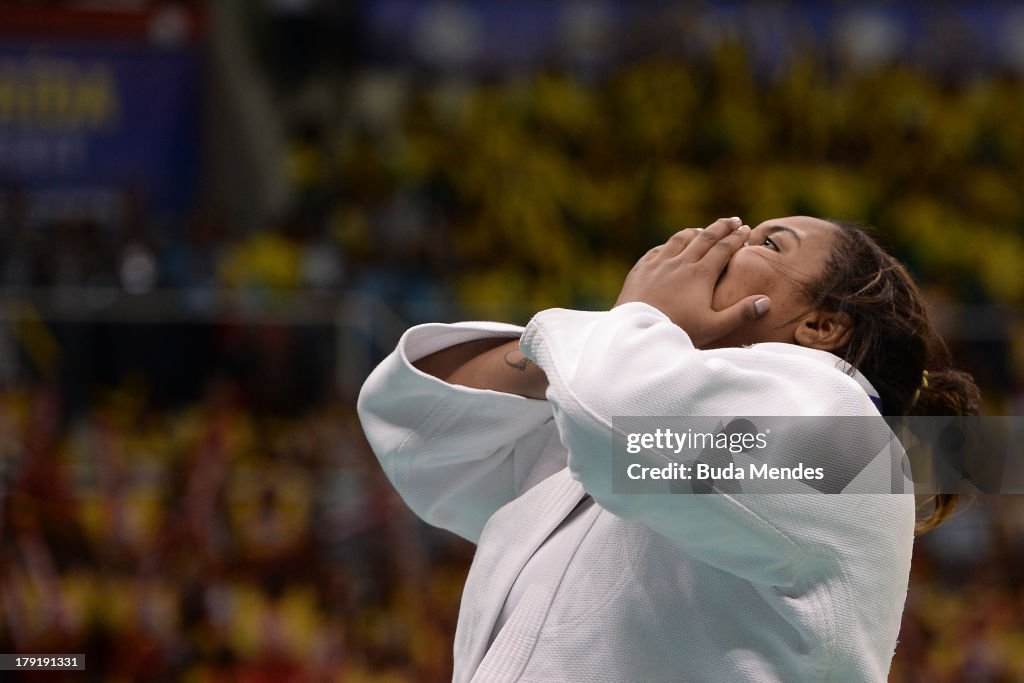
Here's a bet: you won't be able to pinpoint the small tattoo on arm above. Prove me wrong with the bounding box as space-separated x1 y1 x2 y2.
504 349 532 371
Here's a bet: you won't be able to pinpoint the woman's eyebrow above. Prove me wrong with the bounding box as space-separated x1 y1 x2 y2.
765 225 802 245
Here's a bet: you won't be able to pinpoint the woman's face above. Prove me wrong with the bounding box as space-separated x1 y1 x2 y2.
707 215 840 348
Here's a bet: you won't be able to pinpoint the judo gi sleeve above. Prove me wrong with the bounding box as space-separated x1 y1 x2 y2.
358 321 557 543
520 302 907 587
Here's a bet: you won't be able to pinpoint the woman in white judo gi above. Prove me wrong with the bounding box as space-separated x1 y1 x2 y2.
358 216 979 682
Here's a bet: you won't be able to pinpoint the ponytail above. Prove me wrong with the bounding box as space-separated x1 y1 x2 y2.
906 367 981 419
905 367 981 534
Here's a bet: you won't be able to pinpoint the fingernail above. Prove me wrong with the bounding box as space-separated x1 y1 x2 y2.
729 216 741 223
754 298 770 315
737 224 750 233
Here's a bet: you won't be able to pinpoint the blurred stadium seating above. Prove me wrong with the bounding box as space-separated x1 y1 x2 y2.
2 1 1024 680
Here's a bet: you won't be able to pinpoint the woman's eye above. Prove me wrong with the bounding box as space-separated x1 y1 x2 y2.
761 237 779 251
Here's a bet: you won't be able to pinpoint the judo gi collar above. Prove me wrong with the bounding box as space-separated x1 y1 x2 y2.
749 342 883 414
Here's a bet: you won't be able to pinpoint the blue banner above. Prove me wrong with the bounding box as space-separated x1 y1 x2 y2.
0 42 200 227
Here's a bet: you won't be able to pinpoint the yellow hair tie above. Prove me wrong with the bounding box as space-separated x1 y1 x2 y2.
912 370 929 404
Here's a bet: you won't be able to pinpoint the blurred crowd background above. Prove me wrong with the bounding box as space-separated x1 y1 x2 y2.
2 1 1024 681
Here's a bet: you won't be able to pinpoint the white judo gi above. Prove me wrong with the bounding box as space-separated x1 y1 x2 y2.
357 302 915 682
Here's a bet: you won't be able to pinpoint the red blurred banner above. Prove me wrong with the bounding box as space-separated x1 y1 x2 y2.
0 3 205 44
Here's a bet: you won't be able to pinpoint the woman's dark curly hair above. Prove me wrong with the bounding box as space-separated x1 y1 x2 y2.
807 221 981 534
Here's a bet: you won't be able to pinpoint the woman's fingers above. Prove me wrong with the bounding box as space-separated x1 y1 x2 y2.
706 295 772 342
677 217 742 261
662 227 704 256
617 214 771 346
655 218 743 261
633 216 747 286
690 222 751 274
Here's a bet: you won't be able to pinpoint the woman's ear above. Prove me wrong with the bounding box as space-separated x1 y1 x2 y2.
793 311 853 351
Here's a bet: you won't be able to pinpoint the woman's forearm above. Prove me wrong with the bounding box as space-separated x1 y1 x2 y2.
412 337 549 399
